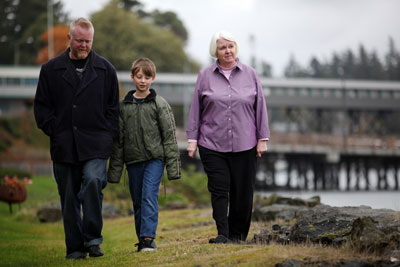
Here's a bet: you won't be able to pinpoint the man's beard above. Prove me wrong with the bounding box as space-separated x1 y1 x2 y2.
72 49 89 59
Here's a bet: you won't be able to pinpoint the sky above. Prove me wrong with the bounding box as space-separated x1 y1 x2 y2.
62 0 400 76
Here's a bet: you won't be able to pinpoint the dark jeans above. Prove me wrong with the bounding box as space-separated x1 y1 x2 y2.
199 145 257 241
53 159 107 258
127 159 164 240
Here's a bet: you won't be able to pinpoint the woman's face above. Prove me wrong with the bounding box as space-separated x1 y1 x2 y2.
216 38 237 68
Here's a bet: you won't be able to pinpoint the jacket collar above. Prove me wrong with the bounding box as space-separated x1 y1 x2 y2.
123 88 157 103
52 48 106 70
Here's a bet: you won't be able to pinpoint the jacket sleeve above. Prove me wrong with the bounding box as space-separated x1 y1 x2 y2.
34 65 56 137
106 67 120 140
157 97 181 180
107 108 125 183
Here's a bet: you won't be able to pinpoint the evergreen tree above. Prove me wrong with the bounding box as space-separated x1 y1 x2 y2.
309 57 323 78
385 37 400 80
369 51 385 79
284 55 308 78
342 50 357 79
329 53 342 78
356 44 370 79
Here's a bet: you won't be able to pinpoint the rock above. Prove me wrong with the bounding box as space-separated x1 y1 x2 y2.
275 258 302 267
287 204 400 257
252 224 291 245
37 202 121 222
37 203 62 223
253 204 308 222
102 202 120 218
252 194 321 222
275 259 399 267
254 194 321 208
350 216 400 255
165 201 188 210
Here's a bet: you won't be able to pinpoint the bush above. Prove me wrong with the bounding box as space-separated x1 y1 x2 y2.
0 167 31 180
0 117 22 138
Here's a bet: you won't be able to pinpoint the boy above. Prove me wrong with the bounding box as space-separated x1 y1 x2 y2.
108 58 181 252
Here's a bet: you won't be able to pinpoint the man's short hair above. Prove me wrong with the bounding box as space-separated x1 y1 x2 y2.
131 58 156 78
70 17 94 36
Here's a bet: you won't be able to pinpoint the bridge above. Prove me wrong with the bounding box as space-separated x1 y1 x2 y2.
1 66 400 191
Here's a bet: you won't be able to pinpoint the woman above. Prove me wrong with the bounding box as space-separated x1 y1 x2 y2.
186 31 270 243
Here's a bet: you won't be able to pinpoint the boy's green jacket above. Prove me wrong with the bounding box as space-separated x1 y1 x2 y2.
107 89 181 182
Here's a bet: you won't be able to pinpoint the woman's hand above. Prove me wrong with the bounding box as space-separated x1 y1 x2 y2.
256 140 268 158
187 141 198 158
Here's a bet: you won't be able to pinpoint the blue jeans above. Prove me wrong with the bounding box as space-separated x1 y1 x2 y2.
53 159 107 258
127 159 164 240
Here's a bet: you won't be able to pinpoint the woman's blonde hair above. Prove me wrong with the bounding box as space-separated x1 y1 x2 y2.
209 31 239 58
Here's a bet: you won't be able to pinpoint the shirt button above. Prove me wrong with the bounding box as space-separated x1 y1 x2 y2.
73 104 77 108
228 106 231 109
228 95 231 97
228 118 231 121
73 126 77 130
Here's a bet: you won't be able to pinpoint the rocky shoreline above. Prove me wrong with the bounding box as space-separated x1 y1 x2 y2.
252 194 400 266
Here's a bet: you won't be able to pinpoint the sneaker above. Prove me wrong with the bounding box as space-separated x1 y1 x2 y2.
87 245 104 257
209 235 229 244
65 251 87 260
139 239 157 252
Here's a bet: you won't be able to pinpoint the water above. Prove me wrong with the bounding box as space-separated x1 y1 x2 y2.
256 190 400 211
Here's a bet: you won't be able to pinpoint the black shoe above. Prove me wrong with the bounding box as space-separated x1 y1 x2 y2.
135 239 157 252
134 241 143 252
87 245 104 257
209 235 229 244
65 252 86 260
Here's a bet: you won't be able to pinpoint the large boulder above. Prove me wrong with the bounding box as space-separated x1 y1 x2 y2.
37 203 62 223
37 202 121 222
290 205 399 245
350 216 400 256
252 194 321 222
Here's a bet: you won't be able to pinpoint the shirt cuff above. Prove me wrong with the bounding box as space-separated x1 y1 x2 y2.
258 138 269 141
188 139 198 143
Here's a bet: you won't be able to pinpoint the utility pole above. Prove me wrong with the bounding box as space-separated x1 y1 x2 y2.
338 66 348 153
47 0 54 60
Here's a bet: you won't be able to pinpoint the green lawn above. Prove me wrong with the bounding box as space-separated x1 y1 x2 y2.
0 176 378 266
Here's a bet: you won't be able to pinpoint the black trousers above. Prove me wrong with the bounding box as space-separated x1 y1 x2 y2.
198 145 257 241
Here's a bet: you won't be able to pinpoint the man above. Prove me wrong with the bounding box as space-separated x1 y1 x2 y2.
34 18 119 259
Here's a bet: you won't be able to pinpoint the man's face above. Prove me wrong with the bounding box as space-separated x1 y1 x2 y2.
68 25 94 60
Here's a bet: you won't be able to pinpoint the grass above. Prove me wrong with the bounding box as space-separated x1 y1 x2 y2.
0 176 380 266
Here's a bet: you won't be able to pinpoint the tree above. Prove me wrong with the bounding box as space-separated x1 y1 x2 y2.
0 0 67 65
35 24 69 64
369 51 385 79
91 0 199 72
342 49 356 79
151 10 188 42
356 44 370 79
284 55 308 78
385 37 400 80
309 57 324 78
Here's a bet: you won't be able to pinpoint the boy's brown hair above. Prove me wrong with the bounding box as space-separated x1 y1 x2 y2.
131 58 156 78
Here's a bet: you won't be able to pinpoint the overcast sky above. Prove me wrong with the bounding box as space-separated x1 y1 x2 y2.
62 0 400 76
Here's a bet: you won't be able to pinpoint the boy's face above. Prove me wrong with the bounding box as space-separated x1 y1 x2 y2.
131 69 155 94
